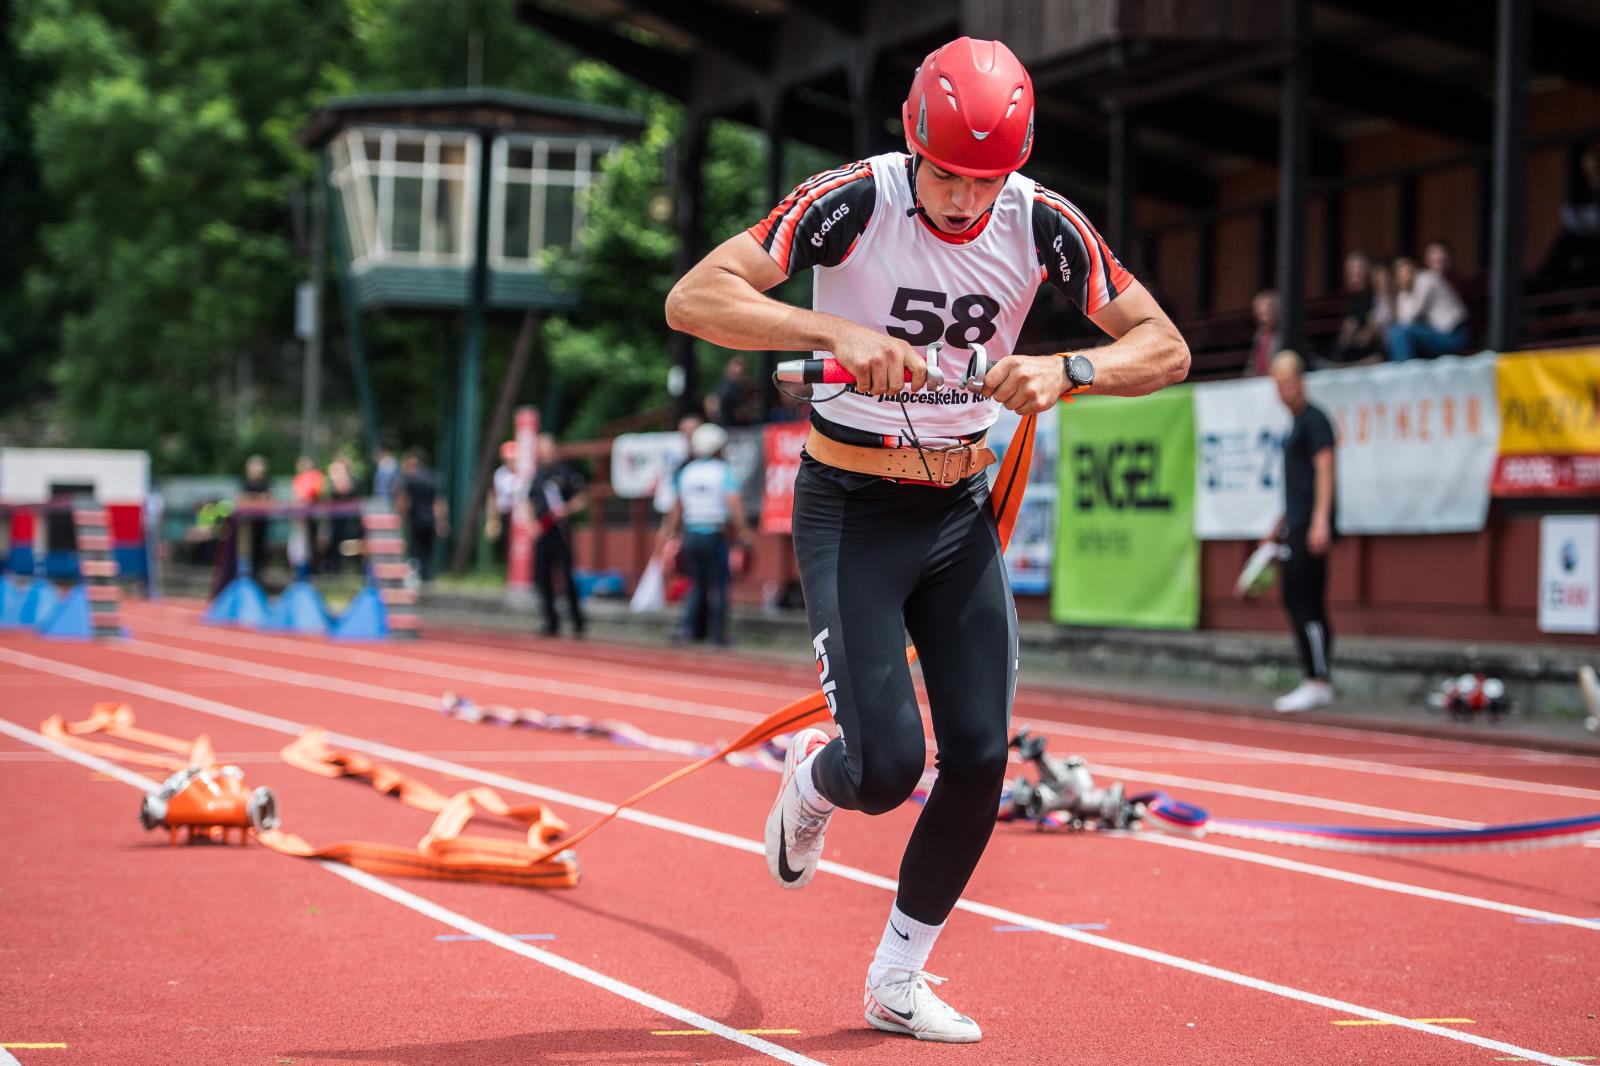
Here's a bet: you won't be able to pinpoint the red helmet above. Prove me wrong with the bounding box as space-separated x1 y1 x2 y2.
901 37 1034 179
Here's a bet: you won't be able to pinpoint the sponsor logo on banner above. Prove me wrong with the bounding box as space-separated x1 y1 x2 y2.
1053 390 1198 629
1192 378 1289 540
759 422 811 535
1538 514 1599 634
1306 353 1499 535
1494 349 1600 497
610 432 687 502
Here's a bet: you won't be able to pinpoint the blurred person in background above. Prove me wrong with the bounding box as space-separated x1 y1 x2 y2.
1326 252 1386 366
238 454 273 580
526 433 588 637
1387 254 1469 361
395 448 447 583
655 422 751 647
371 444 399 502
1535 139 1600 291
1247 289 1281 376
1263 350 1338 712
485 441 519 573
326 455 362 572
709 354 755 427
665 35 1187 1042
288 455 325 579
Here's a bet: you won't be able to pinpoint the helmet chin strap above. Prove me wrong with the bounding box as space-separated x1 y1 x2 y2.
903 152 995 232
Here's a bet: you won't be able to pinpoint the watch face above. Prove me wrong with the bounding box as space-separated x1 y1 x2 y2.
1068 354 1095 387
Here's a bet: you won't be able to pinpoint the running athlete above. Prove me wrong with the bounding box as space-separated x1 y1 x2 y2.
665 37 1189 1043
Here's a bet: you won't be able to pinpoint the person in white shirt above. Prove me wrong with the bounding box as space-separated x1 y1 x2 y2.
655 422 751 646
1387 255 1470 361
485 441 520 572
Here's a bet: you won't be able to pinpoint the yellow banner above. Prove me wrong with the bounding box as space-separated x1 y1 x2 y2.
1497 348 1600 456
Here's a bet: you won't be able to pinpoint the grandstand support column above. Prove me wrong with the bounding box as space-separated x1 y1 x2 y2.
1489 0 1530 352
455 126 499 556
671 111 708 422
322 155 380 463
761 87 786 420
1107 103 1137 273
1275 0 1311 354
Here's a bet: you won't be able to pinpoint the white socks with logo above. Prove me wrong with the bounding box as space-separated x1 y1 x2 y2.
867 904 944 987
794 749 835 814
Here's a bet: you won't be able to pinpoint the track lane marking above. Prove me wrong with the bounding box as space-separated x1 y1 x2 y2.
125 621 1600 803
0 651 1586 1066
85 640 1546 829
1335 1017 1473 1026
1126 833 1600 931
0 716 824 1066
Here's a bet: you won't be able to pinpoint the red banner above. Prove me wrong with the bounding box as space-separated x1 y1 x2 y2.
759 422 810 535
1492 454 1600 496
507 407 538 592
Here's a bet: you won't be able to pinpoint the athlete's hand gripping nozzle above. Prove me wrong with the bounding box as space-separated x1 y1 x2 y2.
774 340 990 394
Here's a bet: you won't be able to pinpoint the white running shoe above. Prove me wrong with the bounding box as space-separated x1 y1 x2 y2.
764 727 833 889
864 969 982 1043
1274 680 1333 713
1579 665 1599 734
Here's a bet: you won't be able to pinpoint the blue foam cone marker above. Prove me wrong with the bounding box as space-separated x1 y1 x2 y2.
0 577 23 628
269 580 332 634
330 585 388 641
38 584 94 639
16 578 62 627
204 575 270 628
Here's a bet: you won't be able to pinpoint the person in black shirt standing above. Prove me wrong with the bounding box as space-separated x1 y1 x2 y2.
525 433 589 637
1263 350 1338 712
395 449 448 583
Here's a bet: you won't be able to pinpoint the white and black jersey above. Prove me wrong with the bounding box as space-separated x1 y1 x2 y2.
748 151 1133 446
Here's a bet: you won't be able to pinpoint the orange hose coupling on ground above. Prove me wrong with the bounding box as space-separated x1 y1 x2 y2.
140 764 279 845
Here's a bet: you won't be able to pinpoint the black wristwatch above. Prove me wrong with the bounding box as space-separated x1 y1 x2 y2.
1061 353 1095 393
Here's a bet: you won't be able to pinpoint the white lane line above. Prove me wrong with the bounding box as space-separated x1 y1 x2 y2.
1123 833 1600 931
128 621 1600 803
0 1050 21 1066
0 716 822 1066
89 640 1525 830
0 651 1585 1066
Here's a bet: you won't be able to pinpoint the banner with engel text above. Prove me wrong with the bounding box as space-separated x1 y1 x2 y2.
1052 389 1198 629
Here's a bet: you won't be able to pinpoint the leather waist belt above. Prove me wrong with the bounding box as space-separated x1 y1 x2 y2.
805 429 996 487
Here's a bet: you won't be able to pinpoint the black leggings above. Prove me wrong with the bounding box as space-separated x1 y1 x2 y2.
1280 531 1331 681
792 455 1018 925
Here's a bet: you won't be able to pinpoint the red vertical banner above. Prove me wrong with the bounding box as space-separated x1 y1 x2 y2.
507 406 539 593
759 422 810 535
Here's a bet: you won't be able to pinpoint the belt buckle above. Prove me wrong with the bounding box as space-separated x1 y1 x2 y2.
935 444 971 485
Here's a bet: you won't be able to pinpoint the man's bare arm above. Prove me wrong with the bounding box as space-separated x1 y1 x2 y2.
664 233 928 395
1079 281 1191 396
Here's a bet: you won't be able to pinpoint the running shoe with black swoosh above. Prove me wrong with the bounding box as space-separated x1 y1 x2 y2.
764 727 832 889
864 969 981 1043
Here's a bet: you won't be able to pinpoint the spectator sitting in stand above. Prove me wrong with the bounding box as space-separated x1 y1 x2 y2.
1326 251 1386 366
1533 140 1600 293
1387 254 1470 362
708 354 755 426
1246 289 1281 376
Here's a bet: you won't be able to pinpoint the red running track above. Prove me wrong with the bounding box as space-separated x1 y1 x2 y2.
1 598 1597 1065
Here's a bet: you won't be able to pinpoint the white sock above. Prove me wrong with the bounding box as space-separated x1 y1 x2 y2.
794 748 835 813
867 904 943 986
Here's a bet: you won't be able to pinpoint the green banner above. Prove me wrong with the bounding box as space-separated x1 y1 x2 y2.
1052 388 1198 629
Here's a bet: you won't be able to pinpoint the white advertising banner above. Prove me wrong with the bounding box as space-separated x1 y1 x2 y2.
1306 353 1500 535
987 407 1059 594
1193 378 1290 539
1538 514 1599 634
610 432 687 502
